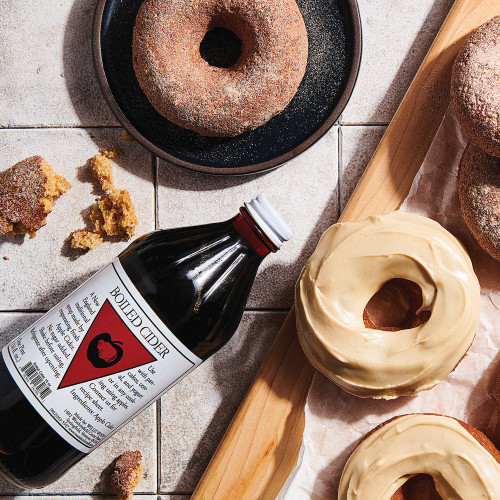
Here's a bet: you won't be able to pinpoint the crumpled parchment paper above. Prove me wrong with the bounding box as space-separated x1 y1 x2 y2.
278 109 500 499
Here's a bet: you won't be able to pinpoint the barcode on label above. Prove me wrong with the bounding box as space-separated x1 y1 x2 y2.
21 362 52 400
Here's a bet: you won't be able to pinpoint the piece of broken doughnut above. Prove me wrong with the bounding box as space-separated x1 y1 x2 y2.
91 151 116 191
0 156 70 238
110 450 145 500
70 229 104 250
91 189 137 240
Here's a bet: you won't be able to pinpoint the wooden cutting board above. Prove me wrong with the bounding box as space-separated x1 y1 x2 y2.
192 0 500 497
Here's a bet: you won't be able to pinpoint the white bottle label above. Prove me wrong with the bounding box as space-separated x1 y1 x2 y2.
2 259 201 453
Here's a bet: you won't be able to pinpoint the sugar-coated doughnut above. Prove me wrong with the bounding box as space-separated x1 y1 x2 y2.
295 212 481 399
458 142 500 261
338 414 500 500
451 15 500 157
132 0 308 137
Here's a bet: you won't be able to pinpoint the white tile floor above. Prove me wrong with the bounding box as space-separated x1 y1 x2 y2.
0 0 454 497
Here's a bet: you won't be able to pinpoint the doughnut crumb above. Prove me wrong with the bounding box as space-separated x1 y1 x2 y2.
71 150 137 251
92 189 137 239
110 450 145 500
121 131 134 142
71 229 104 250
91 150 121 191
0 156 71 238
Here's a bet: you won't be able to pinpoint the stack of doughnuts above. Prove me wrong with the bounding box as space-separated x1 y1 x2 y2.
453 16 500 261
294 14 500 500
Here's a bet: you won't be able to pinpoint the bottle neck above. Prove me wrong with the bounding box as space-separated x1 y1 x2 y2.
232 207 277 257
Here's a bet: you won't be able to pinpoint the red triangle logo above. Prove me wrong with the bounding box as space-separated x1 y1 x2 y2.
58 299 156 389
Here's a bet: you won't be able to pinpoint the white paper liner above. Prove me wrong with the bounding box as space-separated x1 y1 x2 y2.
278 108 500 499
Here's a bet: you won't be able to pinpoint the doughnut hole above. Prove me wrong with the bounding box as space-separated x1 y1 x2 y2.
392 474 442 500
363 279 432 331
198 12 257 72
200 27 242 68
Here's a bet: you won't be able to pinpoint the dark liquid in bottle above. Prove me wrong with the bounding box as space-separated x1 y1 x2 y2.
0 209 274 488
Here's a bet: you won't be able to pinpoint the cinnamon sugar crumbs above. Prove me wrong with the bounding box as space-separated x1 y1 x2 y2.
121 131 134 142
0 156 71 238
110 450 145 500
71 150 137 251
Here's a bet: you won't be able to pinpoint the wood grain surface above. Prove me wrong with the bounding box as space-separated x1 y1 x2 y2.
192 1 500 498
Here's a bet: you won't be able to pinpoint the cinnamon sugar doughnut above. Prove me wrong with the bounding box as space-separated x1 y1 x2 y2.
451 15 500 157
458 142 500 260
132 0 308 137
339 414 500 499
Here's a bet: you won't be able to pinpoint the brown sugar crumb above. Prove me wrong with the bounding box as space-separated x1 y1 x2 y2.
99 189 137 239
90 153 115 191
102 148 121 160
71 229 104 251
121 131 134 142
110 450 144 500
89 203 105 234
73 149 138 251
0 156 71 238
91 189 137 239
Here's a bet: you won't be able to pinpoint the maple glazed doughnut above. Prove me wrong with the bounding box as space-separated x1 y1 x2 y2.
458 142 500 261
132 0 308 137
451 15 500 157
295 212 481 399
338 414 500 499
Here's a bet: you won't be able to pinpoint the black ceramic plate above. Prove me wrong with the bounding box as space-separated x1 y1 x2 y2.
93 0 361 175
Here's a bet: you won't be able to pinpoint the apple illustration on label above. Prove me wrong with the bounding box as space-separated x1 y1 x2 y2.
87 333 124 368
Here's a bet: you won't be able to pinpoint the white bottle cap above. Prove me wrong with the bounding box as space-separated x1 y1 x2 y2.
244 194 293 249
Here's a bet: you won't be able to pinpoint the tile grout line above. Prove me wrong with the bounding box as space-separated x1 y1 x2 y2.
243 307 291 312
338 126 343 216
0 309 47 314
0 122 390 131
0 125 123 130
156 397 161 497
153 155 159 231
153 154 161 497
0 494 161 497
0 308 291 315
338 122 389 127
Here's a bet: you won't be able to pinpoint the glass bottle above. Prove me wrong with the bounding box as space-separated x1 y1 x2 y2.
0 194 292 488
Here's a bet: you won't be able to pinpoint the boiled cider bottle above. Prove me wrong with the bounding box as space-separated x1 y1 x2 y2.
0 194 292 488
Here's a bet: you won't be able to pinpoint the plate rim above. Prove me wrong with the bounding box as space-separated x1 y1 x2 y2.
92 0 362 176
